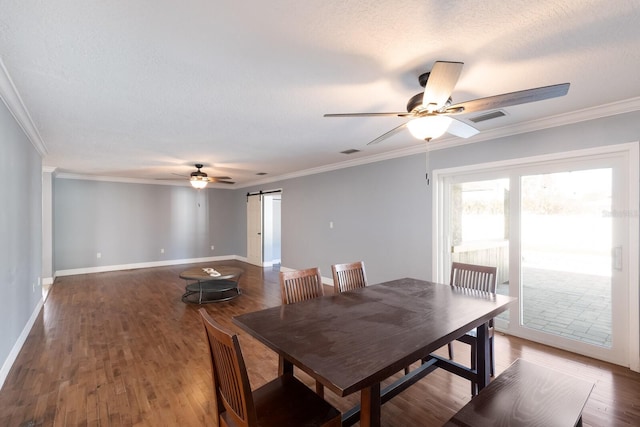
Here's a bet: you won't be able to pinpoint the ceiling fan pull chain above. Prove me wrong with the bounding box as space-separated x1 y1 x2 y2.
425 149 431 186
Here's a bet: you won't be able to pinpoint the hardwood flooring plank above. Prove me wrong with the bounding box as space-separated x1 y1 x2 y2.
0 261 638 426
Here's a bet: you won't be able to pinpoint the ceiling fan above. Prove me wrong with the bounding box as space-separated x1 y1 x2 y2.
324 61 570 145
175 164 235 189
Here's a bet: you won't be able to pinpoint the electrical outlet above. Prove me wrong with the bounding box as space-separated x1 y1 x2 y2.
160 248 164 254
97 252 102 259
210 245 215 251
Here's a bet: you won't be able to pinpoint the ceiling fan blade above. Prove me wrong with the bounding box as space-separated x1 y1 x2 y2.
366 122 408 145
212 179 235 184
324 112 412 117
171 173 189 178
446 118 480 138
446 83 570 115
422 61 464 111
211 176 231 180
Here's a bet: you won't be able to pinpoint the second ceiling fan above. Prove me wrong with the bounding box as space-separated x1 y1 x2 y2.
179 164 234 189
325 61 570 145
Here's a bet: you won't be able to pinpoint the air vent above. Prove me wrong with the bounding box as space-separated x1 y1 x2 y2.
340 149 360 155
469 110 507 123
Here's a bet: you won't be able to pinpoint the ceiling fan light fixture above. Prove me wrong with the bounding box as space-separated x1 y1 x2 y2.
407 115 452 141
190 176 208 189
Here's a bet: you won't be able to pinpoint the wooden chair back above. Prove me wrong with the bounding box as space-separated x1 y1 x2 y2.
199 308 257 427
450 262 497 293
279 267 324 305
331 261 368 293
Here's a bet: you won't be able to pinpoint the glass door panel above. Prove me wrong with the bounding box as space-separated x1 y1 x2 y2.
449 178 510 322
520 169 612 347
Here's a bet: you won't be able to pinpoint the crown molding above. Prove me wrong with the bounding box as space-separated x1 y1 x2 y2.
47 95 640 190
427 96 640 152
0 57 48 156
56 172 190 186
237 144 427 188
54 172 238 189
239 96 640 187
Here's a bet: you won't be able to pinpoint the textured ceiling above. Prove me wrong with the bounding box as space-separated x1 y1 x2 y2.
1 1 640 187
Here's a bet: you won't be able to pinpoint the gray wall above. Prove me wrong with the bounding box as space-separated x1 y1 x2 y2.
53 180 241 271
431 112 640 172
42 171 54 280
242 154 431 283
0 99 42 370
241 111 640 288
50 112 640 284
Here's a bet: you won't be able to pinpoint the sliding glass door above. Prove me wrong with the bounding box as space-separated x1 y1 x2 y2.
520 169 613 348
436 147 635 366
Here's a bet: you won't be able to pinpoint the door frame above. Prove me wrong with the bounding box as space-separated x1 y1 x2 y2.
432 142 639 371
246 189 282 267
246 193 263 267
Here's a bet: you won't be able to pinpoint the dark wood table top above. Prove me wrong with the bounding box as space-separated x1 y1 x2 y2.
444 358 594 427
233 277 514 397
179 266 243 281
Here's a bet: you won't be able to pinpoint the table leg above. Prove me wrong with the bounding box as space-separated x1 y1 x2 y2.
476 322 490 392
360 383 381 427
278 356 293 376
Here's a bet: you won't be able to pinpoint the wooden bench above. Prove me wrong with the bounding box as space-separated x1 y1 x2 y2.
444 358 594 427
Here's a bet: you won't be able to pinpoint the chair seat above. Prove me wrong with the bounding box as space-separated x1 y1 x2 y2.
251 374 341 427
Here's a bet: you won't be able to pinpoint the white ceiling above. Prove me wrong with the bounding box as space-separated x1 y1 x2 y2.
2 1 640 187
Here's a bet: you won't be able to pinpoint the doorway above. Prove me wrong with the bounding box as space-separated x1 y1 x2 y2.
263 193 281 267
246 191 281 267
435 144 638 367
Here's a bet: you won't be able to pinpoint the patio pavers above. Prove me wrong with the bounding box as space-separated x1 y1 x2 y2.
497 267 612 348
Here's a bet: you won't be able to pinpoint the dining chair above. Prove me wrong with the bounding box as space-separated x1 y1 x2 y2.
199 309 341 427
279 267 325 305
279 267 326 396
449 261 498 395
331 261 368 293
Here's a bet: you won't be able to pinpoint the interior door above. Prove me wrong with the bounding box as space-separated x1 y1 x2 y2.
247 194 263 266
437 148 635 367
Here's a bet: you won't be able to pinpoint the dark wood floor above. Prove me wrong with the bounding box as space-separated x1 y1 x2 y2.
1 261 638 426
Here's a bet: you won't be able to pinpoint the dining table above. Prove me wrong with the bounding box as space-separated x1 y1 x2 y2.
233 277 515 427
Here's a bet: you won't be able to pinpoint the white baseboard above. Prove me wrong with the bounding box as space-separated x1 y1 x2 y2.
55 255 245 277
42 277 54 286
0 296 44 390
